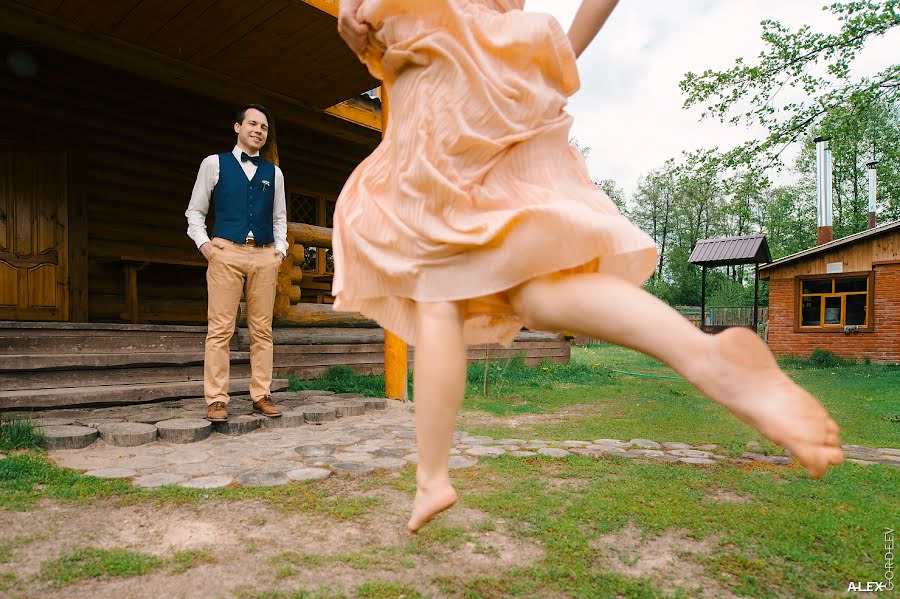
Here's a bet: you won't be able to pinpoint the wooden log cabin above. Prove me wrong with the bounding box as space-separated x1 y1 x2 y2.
0 0 570 409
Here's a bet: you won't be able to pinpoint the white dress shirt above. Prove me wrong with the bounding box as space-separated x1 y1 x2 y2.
185 146 288 256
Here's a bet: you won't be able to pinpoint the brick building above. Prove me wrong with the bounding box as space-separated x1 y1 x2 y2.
759 220 900 364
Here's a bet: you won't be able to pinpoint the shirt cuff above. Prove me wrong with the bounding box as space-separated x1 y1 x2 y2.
193 233 212 249
275 240 289 257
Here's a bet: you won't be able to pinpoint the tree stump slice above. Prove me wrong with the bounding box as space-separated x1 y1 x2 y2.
156 419 211 444
262 410 306 429
42 425 98 450
84 467 138 479
287 467 331 481
97 422 158 447
330 402 366 418
211 415 261 436
179 475 233 489
132 411 176 424
361 398 388 411
236 470 289 487
302 406 336 424
330 462 374 478
132 473 188 488
35 417 76 427
294 444 336 457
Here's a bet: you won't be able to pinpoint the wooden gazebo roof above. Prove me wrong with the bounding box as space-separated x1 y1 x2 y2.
689 234 772 267
0 0 379 134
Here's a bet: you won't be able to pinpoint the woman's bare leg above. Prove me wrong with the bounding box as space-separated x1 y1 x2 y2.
507 272 844 477
407 300 468 532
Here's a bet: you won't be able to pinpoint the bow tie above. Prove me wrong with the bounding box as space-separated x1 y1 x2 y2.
240 152 260 166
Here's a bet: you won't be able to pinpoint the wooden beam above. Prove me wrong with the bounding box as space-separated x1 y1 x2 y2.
324 98 382 131
300 0 339 18
379 90 409 401
288 222 333 248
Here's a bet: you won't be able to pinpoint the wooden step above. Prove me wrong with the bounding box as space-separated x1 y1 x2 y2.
0 378 290 409
0 322 239 355
1 361 253 391
0 352 250 372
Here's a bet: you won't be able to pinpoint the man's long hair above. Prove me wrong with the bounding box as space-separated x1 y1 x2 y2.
235 103 280 166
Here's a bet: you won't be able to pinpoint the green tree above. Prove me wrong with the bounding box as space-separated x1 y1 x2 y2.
680 1 900 169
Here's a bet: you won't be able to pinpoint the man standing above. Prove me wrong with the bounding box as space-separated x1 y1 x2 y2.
186 104 287 422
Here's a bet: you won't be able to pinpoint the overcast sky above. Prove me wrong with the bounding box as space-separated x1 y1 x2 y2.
524 0 898 197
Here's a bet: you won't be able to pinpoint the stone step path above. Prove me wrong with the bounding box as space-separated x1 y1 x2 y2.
26 394 899 489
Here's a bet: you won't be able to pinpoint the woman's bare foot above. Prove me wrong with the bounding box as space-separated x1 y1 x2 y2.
407 484 458 532
696 327 843 478
696 327 844 478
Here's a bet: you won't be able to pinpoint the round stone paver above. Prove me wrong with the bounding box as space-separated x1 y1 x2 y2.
172 462 220 477
495 439 526 445
668 449 713 458
84 467 138 479
287 467 331 481
593 439 630 448
42 425 98 450
508 450 537 457
373 448 406 459
302 406 337 424
236 470 289 487
156 419 211 444
133 473 188 488
333 393 363 399
179 475 233 489
538 448 572 458
97 422 158 447
331 462 374 478
460 436 494 445
263 410 306 429
662 442 693 450
212 415 261 436
630 439 662 449
294 444 336 457
466 446 506 457
368 457 407 470
167 450 211 465
448 455 478 469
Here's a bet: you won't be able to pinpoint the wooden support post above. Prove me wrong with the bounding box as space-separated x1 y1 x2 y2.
753 263 760 333
700 266 707 333
380 89 409 400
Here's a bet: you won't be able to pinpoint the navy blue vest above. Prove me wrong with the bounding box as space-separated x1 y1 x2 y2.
210 152 276 245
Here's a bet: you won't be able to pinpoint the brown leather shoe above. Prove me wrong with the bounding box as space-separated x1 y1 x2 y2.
207 401 228 422
253 396 282 418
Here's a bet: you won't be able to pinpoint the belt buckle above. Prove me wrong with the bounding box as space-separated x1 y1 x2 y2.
244 237 255 246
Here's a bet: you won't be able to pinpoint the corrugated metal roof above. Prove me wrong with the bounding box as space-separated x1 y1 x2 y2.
759 219 900 273
688 234 771 267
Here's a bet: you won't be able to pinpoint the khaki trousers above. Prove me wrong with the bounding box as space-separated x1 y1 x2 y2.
204 238 281 405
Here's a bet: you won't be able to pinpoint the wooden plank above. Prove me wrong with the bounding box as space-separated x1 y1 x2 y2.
1 362 253 390
0 377 288 409
0 351 248 371
0 331 208 354
273 302 375 327
288 222 333 248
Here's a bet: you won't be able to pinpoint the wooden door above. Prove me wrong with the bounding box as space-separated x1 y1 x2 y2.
0 150 68 321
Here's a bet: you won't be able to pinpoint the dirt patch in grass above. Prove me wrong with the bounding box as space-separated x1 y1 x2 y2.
0 488 544 598
706 487 751 504
591 521 737 599
458 403 603 429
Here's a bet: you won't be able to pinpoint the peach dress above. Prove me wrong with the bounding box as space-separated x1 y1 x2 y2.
332 0 658 346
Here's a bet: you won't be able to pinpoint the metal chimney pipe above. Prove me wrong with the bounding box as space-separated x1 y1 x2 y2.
815 136 834 245
867 160 879 229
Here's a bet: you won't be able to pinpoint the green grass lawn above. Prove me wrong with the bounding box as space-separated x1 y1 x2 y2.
459 344 900 453
1 345 897 598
